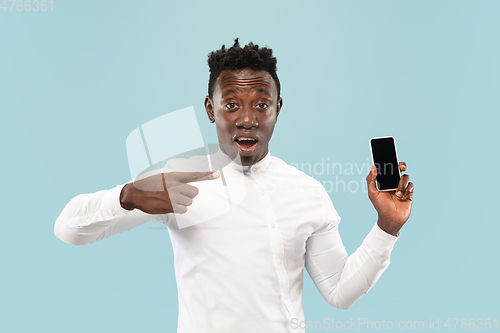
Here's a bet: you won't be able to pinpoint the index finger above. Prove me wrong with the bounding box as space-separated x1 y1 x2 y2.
177 171 220 183
399 161 407 172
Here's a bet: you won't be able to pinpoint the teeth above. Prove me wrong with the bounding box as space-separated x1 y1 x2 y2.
237 137 255 141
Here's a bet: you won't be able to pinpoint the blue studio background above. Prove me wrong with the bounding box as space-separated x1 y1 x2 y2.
1 1 498 332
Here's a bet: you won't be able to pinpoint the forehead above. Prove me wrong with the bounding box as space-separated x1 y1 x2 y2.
215 69 276 97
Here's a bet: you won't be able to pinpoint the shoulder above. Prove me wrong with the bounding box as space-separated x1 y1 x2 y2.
269 156 326 192
270 156 341 226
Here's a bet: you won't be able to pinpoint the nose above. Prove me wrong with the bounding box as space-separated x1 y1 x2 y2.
235 106 258 129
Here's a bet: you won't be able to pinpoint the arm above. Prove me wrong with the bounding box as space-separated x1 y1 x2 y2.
54 170 220 245
305 220 398 309
305 161 414 309
54 184 163 245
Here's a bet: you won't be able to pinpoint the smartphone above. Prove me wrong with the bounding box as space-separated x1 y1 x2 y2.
369 136 401 191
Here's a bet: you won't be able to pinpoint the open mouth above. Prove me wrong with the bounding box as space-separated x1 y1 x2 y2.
234 137 258 151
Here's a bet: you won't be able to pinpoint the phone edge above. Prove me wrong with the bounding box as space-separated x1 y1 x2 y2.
369 136 400 192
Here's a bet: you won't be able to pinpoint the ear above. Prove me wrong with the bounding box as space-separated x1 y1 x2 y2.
204 96 215 123
275 97 283 123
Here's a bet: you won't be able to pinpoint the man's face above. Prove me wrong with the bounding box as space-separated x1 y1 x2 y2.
205 69 283 166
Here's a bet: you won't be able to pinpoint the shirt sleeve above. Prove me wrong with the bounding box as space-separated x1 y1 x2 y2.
304 190 399 309
54 184 165 245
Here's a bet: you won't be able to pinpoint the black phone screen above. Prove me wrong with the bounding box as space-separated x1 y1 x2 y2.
370 137 400 191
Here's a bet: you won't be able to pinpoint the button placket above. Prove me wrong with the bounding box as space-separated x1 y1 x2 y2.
254 174 284 265
251 172 294 322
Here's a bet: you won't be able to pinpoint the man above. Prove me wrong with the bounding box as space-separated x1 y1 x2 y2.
55 38 414 333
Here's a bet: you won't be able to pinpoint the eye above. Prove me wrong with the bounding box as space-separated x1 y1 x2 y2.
257 103 268 109
225 102 238 110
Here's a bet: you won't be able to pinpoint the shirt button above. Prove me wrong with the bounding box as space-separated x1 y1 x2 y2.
272 223 276 228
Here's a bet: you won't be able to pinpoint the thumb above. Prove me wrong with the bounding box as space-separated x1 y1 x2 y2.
366 165 379 195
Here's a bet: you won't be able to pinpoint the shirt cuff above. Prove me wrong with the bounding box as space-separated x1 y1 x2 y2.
363 222 399 258
100 184 131 219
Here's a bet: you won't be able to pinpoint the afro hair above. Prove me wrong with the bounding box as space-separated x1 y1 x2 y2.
207 38 281 102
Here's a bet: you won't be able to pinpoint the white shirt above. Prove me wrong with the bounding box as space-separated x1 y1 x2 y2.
54 149 399 333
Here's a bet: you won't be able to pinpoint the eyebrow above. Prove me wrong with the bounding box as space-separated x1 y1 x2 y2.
222 87 272 97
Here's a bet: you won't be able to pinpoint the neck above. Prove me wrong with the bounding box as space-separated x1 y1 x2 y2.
218 144 269 166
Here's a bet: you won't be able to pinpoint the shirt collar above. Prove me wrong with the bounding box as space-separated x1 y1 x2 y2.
212 146 272 175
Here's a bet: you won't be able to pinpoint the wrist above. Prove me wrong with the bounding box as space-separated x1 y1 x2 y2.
120 183 136 211
377 218 401 236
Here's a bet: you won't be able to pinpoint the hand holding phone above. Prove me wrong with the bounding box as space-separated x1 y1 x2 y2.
367 136 414 236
